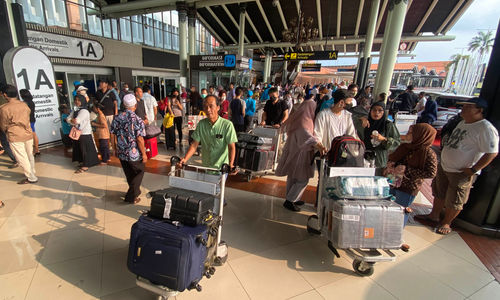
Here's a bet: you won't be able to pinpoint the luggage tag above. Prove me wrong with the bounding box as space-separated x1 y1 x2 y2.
163 196 172 219
341 151 348 159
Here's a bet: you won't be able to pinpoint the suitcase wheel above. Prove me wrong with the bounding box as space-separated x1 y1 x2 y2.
306 215 321 235
352 259 375 277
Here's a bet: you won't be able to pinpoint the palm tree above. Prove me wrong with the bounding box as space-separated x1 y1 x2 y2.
468 30 495 61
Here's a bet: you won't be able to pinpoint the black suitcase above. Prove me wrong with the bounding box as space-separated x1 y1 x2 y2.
127 215 210 291
149 188 215 226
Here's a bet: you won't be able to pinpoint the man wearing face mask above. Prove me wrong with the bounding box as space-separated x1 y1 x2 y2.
260 87 289 128
199 89 208 114
119 83 132 105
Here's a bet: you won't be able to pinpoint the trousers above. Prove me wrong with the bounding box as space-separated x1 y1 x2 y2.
10 139 37 182
286 177 309 203
0 130 17 163
120 160 145 202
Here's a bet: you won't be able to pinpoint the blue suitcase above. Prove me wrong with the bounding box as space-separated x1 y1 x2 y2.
127 215 208 292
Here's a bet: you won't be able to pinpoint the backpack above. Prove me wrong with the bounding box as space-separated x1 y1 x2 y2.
327 135 365 167
440 114 463 149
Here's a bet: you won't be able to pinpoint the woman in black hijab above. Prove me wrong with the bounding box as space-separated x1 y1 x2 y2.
361 102 401 168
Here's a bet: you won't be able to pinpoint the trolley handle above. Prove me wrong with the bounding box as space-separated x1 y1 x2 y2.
170 156 230 174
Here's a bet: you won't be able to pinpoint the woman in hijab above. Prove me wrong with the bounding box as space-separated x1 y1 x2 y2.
358 102 401 168
276 96 327 212
387 123 438 251
418 96 438 124
69 97 100 173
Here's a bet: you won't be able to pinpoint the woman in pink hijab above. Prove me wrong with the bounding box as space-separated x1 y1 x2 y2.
276 95 327 212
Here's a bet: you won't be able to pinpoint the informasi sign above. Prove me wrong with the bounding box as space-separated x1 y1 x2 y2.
3 47 61 144
26 30 104 61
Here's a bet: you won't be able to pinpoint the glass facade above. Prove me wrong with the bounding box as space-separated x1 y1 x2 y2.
17 0 219 54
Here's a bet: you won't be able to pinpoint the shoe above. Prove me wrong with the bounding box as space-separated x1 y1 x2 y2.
17 179 38 184
34 152 41 157
295 201 305 206
283 200 301 212
8 163 19 169
133 198 141 204
401 243 410 252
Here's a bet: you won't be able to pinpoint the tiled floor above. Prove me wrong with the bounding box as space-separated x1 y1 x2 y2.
0 150 498 300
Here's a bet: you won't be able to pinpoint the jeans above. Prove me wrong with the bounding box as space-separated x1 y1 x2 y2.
99 139 110 162
0 130 17 163
174 116 183 144
391 189 416 226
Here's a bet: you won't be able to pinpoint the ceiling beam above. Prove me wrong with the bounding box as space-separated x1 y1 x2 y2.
295 0 300 15
221 4 250 43
407 0 438 50
245 12 263 42
436 0 465 34
206 6 237 44
442 0 474 34
375 0 388 35
316 0 323 39
336 0 342 38
276 0 288 30
354 0 364 37
197 13 226 46
256 0 277 42
219 34 455 50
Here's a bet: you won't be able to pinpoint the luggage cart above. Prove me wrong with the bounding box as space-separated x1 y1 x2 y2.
306 158 397 277
135 156 230 300
238 126 282 182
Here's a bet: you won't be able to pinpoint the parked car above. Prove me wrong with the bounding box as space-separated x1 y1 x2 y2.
425 92 471 130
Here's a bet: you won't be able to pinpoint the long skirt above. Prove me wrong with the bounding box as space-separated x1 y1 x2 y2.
72 134 100 168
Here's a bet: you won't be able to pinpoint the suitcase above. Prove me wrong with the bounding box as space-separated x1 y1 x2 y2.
326 199 404 249
127 215 209 291
145 137 158 158
149 188 215 226
324 176 391 200
237 133 273 150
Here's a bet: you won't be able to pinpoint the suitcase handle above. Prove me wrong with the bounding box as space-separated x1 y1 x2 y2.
171 156 230 174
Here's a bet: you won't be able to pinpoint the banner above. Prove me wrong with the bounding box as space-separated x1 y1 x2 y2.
3 47 61 144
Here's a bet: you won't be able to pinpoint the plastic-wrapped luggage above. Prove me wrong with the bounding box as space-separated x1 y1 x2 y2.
148 188 215 226
324 176 391 200
325 199 404 249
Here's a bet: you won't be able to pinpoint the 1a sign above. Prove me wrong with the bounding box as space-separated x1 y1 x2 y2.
284 50 338 61
3 47 61 144
26 30 104 61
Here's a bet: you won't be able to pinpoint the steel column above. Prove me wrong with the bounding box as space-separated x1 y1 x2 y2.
238 4 246 57
178 5 188 82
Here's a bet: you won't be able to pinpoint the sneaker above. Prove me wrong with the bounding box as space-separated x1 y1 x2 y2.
283 200 301 212
8 163 19 169
295 201 305 206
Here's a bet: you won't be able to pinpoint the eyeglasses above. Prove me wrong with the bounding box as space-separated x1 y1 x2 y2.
372 109 384 112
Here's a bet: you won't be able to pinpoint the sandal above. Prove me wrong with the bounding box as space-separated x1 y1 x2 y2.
17 179 38 184
75 168 88 174
436 226 452 235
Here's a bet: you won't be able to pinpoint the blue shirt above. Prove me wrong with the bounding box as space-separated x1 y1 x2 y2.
245 97 256 117
61 113 71 135
111 89 121 110
110 110 146 161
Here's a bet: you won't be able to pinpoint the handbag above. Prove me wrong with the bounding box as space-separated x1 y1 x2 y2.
145 124 161 139
163 112 174 128
69 126 82 140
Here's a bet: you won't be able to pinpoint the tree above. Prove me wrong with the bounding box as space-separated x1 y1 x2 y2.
468 30 495 61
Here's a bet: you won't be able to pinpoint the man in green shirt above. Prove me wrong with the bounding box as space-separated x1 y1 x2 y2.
180 95 238 170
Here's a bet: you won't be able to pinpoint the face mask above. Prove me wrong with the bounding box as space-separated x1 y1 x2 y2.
124 87 129 91
202 94 207 99
345 103 353 109
221 96 226 100
80 91 87 96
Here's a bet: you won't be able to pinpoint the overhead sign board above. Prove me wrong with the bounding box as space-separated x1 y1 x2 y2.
26 30 104 61
302 63 321 72
284 50 338 61
3 47 61 144
191 54 251 70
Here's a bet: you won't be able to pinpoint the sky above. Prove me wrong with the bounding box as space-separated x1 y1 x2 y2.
322 0 500 66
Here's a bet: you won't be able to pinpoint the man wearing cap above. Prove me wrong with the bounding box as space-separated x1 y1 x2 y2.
110 94 147 204
417 97 498 235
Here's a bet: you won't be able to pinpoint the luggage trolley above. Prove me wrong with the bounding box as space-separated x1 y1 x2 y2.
135 156 229 300
238 126 282 182
306 158 398 277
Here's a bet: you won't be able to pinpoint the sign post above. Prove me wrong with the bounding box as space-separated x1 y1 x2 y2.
284 50 338 61
3 47 61 145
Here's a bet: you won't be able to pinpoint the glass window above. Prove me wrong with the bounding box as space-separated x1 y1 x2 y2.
66 0 87 31
120 17 132 42
153 12 163 48
144 14 154 46
102 19 112 38
86 1 101 36
131 15 143 44
111 19 119 40
17 0 45 25
43 0 67 27
164 29 171 50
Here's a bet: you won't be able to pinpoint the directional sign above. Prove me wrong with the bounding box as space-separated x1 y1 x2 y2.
284 51 338 61
302 63 321 72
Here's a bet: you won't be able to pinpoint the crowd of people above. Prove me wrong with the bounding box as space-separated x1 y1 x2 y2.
0 79 498 247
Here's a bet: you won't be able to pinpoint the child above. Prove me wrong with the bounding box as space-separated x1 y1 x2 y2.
59 104 72 151
91 102 110 164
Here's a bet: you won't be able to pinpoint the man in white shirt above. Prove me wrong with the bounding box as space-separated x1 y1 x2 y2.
415 92 427 116
417 97 498 235
314 89 358 152
142 85 158 124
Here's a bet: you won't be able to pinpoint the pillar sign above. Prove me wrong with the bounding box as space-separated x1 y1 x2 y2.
3 47 60 144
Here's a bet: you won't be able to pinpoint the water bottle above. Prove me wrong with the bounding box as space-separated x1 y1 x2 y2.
371 130 381 147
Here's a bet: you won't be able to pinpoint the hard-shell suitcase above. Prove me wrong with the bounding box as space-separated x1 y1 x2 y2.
127 215 209 291
326 199 404 249
237 133 273 150
145 137 158 158
324 176 391 200
148 188 215 226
